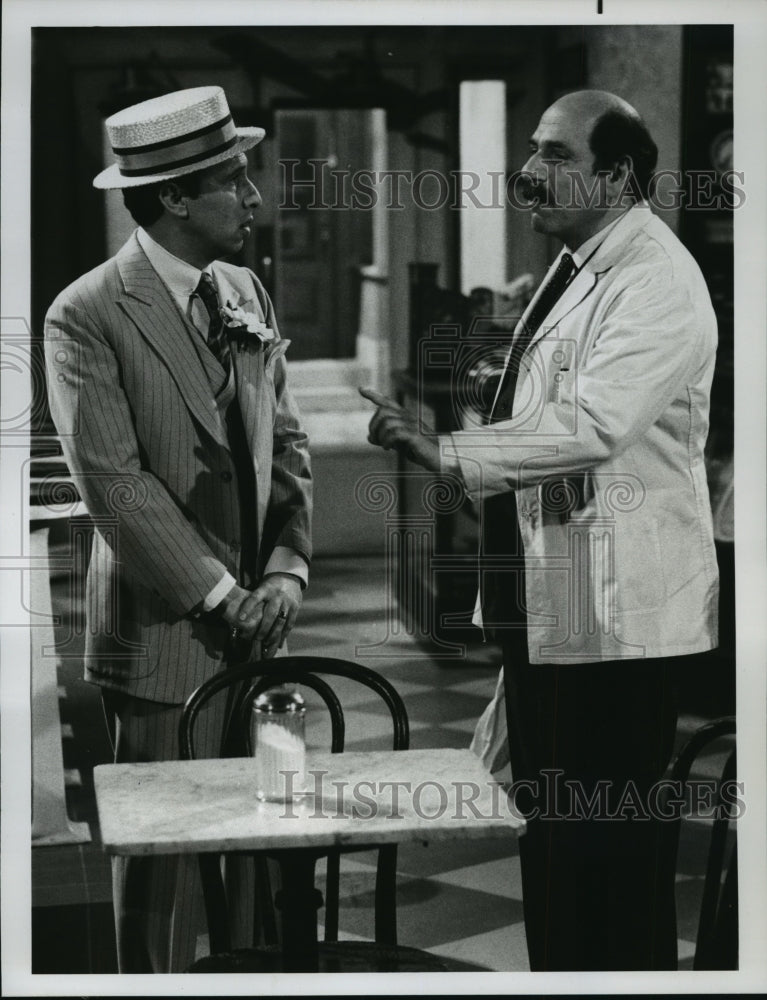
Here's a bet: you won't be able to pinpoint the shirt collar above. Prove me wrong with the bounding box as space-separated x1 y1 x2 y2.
567 203 643 269
136 227 212 298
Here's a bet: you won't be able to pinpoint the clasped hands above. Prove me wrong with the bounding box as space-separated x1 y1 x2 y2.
217 573 302 658
358 387 441 472
215 388 439 659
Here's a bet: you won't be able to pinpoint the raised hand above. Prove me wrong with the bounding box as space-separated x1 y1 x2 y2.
358 386 441 472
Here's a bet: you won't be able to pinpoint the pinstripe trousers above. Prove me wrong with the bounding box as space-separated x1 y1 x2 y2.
102 690 257 973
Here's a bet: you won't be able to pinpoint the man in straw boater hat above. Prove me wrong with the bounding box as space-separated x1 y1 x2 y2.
44 86 312 972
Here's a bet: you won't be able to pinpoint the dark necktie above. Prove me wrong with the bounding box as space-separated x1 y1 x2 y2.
195 273 257 591
480 251 575 641
195 272 232 376
489 252 575 423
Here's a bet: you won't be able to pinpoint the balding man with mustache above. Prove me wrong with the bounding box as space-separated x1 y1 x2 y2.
361 90 719 970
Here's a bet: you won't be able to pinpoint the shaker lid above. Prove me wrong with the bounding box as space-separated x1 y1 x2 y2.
254 686 306 714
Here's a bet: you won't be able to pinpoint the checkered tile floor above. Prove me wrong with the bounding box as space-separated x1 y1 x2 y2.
33 554 736 972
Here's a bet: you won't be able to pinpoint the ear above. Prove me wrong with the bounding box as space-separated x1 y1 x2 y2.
157 181 190 220
607 154 638 204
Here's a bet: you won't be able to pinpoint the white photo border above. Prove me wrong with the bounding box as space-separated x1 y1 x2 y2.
2 0 765 995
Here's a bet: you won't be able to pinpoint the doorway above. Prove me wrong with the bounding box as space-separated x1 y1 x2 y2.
274 108 374 361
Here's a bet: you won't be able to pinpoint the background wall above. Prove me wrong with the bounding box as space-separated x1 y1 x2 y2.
579 24 684 234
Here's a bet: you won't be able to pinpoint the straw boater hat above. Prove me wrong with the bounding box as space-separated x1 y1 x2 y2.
93 86 265 189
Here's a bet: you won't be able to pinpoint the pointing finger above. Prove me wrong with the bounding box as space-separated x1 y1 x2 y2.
369 407 398 440
359 386 398 409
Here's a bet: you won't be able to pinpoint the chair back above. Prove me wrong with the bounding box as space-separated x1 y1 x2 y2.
666 716 737 970
178 656 410 954
179 656 409 761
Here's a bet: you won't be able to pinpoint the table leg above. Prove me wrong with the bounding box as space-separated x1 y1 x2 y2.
273 851 324 972
117 855 154 973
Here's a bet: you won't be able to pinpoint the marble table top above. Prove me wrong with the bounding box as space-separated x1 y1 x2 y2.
94 748 524 856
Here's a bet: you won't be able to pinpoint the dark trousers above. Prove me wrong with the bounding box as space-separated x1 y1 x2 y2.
502 641 680 971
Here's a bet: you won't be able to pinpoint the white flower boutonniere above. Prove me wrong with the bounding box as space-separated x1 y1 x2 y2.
220 302 275 346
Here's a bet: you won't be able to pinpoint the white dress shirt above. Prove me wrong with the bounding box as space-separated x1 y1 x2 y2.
137 228 308 609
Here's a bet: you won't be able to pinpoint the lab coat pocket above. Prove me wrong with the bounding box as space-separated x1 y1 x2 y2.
547 339 576 404
609 513 666 615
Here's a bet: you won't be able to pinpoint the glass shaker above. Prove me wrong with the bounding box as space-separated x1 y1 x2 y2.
252 685 306 802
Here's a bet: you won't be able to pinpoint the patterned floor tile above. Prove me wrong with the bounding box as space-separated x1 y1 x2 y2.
285 631 355 651
334 872 525 949
379 678 436 698
305 707 431 751
429 855 523 900
298 677 435 714
358 659 459 683
427 921 530 972
298 677 398 711
446 675 503 698
395 836 518 878
441 716 487 736
387 689 489 725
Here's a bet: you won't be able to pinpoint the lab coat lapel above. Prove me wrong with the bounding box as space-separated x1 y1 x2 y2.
518 206 656 353
526 205 657 348
520 252 598 352
531 263 598 345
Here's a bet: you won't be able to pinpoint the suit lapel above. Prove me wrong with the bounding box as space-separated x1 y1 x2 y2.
115 235 230 450
213 266 268 461
214 269 249 314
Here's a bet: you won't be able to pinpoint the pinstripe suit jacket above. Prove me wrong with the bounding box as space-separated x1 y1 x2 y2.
44 232 312 703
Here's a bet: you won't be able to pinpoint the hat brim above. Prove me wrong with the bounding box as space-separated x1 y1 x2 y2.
93 128 265 189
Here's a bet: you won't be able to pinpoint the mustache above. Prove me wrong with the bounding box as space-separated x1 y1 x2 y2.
517 173 550 204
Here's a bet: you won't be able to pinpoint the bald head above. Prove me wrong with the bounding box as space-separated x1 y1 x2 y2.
519 89 658 249
544 90 658 200
546 89 641 126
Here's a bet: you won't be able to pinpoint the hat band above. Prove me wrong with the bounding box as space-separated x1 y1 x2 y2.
113 115 239 177
112 112 234 156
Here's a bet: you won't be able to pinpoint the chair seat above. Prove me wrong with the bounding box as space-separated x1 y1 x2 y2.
188 941 489 973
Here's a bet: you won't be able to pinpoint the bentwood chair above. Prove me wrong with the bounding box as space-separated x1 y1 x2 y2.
180 656 483 973
664 716 737 970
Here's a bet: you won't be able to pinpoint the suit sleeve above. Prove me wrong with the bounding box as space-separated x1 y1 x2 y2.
251 276 313 567
446 263 716 500
44 297 231 616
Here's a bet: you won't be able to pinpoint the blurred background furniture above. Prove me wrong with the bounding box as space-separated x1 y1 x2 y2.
391 264 532 650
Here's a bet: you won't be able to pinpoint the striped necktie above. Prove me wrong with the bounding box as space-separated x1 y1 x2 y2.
195 272 232 376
